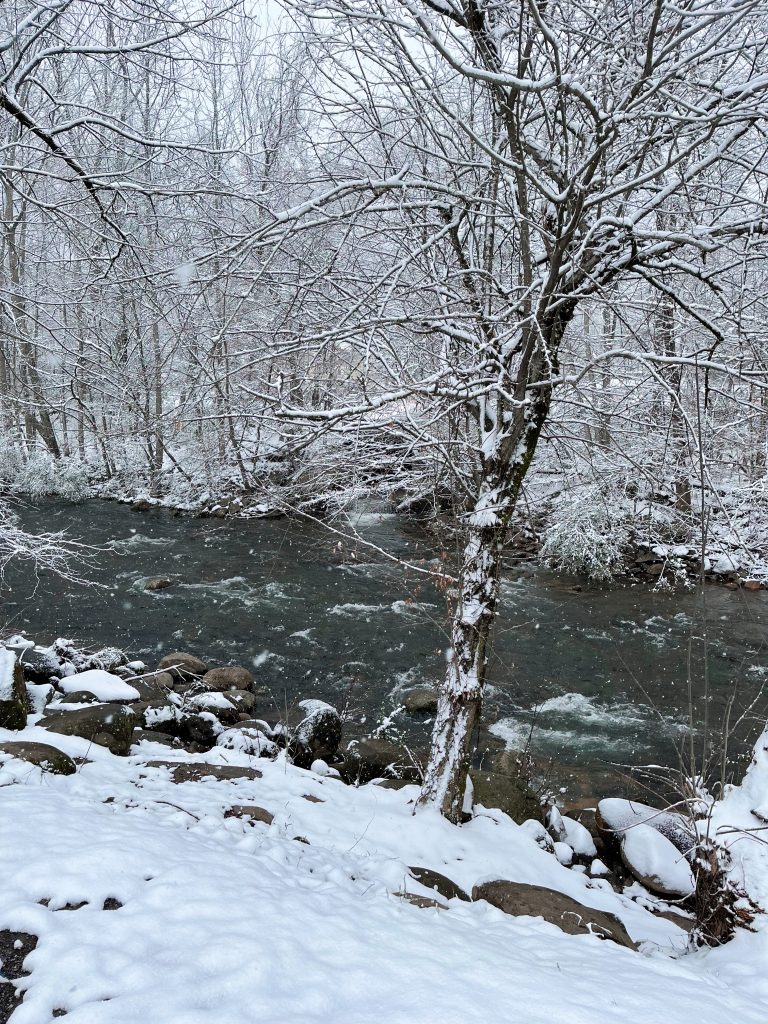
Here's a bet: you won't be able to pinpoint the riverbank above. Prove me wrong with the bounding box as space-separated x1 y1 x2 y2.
1 635 768 1021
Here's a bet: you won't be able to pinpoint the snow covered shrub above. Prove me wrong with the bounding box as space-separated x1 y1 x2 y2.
541 484 632 580
0 440 24 487
12 452 92 501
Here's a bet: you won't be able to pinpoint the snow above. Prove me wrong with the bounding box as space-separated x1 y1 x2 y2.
0 722 767 1022
562 816 598 858
621 825 695 897
58 671 140 702
0 647 16 701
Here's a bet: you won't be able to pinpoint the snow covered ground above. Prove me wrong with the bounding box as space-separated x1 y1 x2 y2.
1 723 768 1023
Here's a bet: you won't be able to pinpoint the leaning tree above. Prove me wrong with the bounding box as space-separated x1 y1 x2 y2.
247 0 768 821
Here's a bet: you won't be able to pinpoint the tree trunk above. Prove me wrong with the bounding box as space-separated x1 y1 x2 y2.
416 516 503 821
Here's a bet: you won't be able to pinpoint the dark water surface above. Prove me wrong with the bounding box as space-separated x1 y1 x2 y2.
4 499 768 794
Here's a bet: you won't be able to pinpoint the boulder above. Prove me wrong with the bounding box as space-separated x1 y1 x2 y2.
130 729 182 749
41 704 139 756
0 649 27 730
471 880 637 949
129 672 175 702
186 691 239 725
58 690 101 705
18 645 61 684
84 647 128 672
225 804 274 825
408 867 470 902
472 770 541 824
561 815 597 860
217 728 278 758
0 740 76 776
141 704 220 752
25 682 56 715
202 666 254 690
138 761 262 783
145 577 174 591
59 670 140 702
157 652 208 678
519 819 555 853
596 798 696 859
402 686 439 715
288 703 343 769
341 737 421 784
620 824 695 898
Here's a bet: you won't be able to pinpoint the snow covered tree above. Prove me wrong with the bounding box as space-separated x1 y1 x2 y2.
251 0 768 820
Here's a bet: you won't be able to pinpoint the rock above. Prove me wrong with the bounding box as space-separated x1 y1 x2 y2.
519 819 555 853
57 689 101 704
224 690 257 716
157 652 208 678
554 841 574 866
145 577 174 591
395 893 446 910
471 881 637 949
408 867 470 902
545 805 568 843
186 691 239 725
0 929 37 1021
25 682 56 715
596 798 696 859
589 859 610 877
561 816 597 859
620 824 695 898
138 761 262 783
85 647 128 672
202 666 254 690
18 645 61 684
60 670 140 702
341 737 421 784
743 579 763 592
41 704 139 756
225 804 274 825
0 741 76 775
288 704 343 769
0 649 28 730
131 729 182 749
402 686 439 715
129 672 175 702
217 728 278 758
472 770 541 824
141 704 220 752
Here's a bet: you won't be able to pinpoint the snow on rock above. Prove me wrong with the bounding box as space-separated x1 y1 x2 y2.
553 841 574 866
1 718 767 1022
621 824 695 898
59 670 140 703
597 798 696 856
0 648 17 701
561 816 597 859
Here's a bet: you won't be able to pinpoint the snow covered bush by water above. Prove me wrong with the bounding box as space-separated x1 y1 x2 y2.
541 484 632 580
8 451 92 501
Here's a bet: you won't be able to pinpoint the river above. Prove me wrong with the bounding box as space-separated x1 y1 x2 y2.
4 498 768 797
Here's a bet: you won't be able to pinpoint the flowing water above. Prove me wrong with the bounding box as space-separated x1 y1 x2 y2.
4 498 768 796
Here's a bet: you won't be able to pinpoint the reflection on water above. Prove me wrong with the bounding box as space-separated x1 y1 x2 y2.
3 498 768 790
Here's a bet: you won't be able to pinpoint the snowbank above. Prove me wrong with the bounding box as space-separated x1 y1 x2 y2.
0 721 767 1022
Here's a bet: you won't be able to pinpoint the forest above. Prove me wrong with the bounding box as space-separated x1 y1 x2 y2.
2 2 768 1022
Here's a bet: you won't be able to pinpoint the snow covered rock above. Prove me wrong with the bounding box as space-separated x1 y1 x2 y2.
25 682 56 715
407 867 470 903
596 798 696 858
620 824 695 898
471 880 637 949
60 670 140 703
128 671 175 702
288 703 343 770
217 727 278 758
519 819 555 853
85 647 129 673
18 645 61 684
202 666 254 691
224 804 274 825
545 806 568 844
137 760 263 783
187 691 239 724
561 816 597 859
554 842 574 866
0 740 76 776
41 703 139 756
0 929 37 1017
0 649 27 730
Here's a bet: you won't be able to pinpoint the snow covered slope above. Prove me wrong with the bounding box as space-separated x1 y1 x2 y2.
1 725 767 1023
